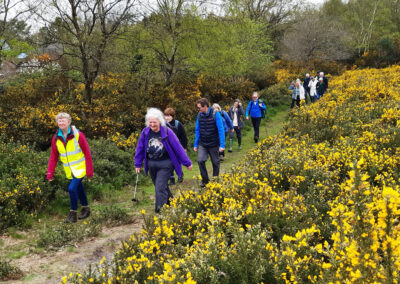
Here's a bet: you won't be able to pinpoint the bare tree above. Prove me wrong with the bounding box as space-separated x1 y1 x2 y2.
282 10 351 61
38 0 136 104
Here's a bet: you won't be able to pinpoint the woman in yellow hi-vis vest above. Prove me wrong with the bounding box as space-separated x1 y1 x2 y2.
46 113 94 223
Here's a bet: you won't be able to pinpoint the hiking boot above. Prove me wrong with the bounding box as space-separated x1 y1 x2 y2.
168 177 175 185
238 145 242 150
200 182 207 188
78 206 91 220
254 137 258 143
65 210 77 223
178 176 184 183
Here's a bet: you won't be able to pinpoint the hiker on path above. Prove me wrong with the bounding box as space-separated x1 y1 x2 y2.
319 72 328 89
135 108 192 213
194 98 225 188
212 103 234 160
317 77 326 98
308 76 318 102
228 99 245 151
304 73 311 103
289 79 305 109
246 91 266 143
164 107 188 184
46 112 93 223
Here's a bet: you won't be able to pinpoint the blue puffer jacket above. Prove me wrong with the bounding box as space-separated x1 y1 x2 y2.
220 110 233 133
246 100 266 118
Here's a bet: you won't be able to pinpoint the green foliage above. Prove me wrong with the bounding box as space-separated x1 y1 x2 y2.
0 259 23 281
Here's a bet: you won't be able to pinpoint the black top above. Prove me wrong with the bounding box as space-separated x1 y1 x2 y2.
147 130 169 160
166 119 188 149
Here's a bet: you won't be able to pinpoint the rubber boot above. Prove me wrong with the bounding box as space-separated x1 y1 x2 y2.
238 137 242 149
78 206 91 220
228 139 233 152
65 210 78 223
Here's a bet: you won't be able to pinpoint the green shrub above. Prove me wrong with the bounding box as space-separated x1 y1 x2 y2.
0 260 23 281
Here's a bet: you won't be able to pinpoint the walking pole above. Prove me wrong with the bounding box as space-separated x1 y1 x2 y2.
132 173 139 202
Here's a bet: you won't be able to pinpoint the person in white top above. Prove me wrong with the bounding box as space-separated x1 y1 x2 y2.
308 76 318 102
228 99 245 151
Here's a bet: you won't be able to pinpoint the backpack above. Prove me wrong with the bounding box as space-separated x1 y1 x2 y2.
249 100 266 119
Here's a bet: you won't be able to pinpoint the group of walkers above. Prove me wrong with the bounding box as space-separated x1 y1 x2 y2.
289 71 328 108
46 92 268 222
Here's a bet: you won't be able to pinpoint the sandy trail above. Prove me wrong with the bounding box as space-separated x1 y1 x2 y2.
1 219 143 284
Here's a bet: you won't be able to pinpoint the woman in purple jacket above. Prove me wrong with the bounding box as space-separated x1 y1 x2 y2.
135 108 192 212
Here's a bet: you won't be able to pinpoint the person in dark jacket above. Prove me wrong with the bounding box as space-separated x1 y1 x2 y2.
135 108 192 213
47 112 93 223
228 99 244 151
194 98 225 188
317 77 326 98
304 73 311 103
319 72 328 89
246 92 266 143
164 107 188 184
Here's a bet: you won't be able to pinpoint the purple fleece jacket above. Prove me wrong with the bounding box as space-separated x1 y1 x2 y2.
134 126 192 178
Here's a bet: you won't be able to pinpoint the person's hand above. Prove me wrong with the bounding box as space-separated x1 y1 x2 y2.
187 165 193 171
230 129 234 133
219 147 224 152
246 116 249 120
135 167 141 174
259 103 262 107
193 147 198 152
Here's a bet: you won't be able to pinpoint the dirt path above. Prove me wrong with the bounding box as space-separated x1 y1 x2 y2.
1 219 143 283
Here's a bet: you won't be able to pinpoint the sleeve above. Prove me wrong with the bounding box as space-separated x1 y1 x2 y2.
224 111 234 129
194 115 200 148
261 102 266 110
78 132 94 178
289 85 294 91
215 112 225 149
178 122 188 149
168 129 192 167
47 136 59 180
134 129 146 168
245 102 251 117
239 106 245 117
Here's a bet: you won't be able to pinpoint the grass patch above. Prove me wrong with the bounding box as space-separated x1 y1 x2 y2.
36 206 135 249
6 251 26 259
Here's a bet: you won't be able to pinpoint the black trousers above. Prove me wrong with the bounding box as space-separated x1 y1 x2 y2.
251 117 262 139
291 98 300 108
148 159 174 212
229 126 242 146
197 145 220 184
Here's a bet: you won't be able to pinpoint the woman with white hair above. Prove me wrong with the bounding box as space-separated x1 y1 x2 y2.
47 112 93 223
134 108 192 213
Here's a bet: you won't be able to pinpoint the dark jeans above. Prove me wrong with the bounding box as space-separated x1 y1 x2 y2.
229 126 242 145
68 177 88 210
148 159 174 212
251 117 262 139
291 98 300 108
198 145 220 184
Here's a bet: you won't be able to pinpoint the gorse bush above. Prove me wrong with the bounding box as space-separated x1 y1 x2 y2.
65 65 400 283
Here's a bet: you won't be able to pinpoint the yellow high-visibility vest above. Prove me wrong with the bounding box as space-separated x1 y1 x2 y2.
56 127 86 179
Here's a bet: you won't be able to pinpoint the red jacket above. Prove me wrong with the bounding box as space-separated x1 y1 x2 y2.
47 129 93 180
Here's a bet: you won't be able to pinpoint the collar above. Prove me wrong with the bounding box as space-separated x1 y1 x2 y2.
144 126 168 139
57 126 71 137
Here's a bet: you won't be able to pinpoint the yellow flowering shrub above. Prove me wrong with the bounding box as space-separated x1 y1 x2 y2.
65 65 400 283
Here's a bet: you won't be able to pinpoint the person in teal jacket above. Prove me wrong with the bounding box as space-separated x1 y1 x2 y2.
246 91 266 143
